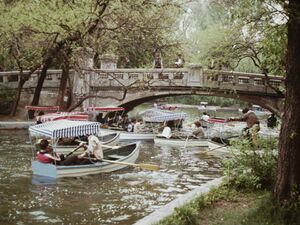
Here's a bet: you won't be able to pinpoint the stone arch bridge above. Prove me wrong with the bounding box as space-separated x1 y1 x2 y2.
0 66 285 116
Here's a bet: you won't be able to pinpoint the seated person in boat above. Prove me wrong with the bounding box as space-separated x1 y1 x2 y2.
96 113 107 124
191 121 205 139
37 139 81 165
116 114 131 130
200 112 210 128
127 119 136 132
157 121 172 139
134 118 145 133
77 135 104 164
36 139 62 164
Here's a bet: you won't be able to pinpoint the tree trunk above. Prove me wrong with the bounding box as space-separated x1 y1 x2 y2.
56 60 69 111
28 58 52 119
11 64 41 116
11 74 26 116
273 0 300 201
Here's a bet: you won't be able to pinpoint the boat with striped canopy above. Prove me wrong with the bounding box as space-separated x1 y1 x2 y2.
85 106 155 141
29 120 140 178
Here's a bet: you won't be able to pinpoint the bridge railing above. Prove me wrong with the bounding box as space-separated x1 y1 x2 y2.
0 68 284 95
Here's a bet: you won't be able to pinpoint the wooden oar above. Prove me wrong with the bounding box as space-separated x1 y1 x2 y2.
83 157 160 171
198 144 228 155
101 159 160 171
65 145 84 157
183 136 189 148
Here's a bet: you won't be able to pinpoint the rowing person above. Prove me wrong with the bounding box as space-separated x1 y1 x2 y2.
36 139 61 164
36 139 80 165
228 108 260 145
191 121 206 139
77 135 119 164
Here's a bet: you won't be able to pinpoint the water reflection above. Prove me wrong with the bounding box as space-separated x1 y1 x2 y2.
0 130 222 225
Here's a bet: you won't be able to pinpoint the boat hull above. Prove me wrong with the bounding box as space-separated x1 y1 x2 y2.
32 142 140 178
119 132 154 141
154 137 209 147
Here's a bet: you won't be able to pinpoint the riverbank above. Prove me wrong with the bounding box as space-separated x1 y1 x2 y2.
156 184 279 225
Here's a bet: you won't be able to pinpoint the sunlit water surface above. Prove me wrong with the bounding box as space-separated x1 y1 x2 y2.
0 130 223 225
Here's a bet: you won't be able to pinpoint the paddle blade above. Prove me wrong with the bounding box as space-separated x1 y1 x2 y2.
139 163 160 171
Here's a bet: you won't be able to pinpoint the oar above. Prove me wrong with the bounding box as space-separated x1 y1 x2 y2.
198 144 228 155
83 157 160 171
101 159 160 171
65 145 84 157
183 136 189 148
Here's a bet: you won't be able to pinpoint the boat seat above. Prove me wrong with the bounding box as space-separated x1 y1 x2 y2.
107 154 125 160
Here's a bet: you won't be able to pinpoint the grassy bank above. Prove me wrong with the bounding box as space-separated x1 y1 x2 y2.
157 185 300 225
157 137 300 225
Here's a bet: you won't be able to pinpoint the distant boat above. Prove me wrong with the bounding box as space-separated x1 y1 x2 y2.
157 104 178 110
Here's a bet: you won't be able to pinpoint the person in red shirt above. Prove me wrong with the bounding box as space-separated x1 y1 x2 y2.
36 139 61 164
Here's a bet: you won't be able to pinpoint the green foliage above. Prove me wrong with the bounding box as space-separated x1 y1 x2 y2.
184 0 287 75
223 137 278 190
0 0 184 70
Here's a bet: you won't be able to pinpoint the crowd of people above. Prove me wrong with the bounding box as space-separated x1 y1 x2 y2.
96 113 146 133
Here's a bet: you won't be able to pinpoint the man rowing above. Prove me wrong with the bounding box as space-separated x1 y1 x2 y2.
228 108 260 145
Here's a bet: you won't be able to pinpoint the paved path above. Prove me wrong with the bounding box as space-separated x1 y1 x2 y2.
0 121 34 129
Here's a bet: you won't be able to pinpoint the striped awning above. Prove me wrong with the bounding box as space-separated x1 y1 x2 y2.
140 108 186 122
25 106 60 111
29 120 100 138
36 112 88 123
84 106 124 112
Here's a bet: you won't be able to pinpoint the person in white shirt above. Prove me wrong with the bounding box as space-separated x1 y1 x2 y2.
200 112 210 128
157 121 172 139
78 135 119 164
134 119 145 133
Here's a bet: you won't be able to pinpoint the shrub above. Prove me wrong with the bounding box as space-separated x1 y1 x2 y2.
223 137 278 190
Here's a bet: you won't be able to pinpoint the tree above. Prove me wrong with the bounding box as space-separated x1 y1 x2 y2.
273 0 300 202
187 0 300 204
0 0 184 115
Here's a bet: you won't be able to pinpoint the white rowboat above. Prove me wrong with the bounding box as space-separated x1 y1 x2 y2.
29 120 141 178
32 142 140 178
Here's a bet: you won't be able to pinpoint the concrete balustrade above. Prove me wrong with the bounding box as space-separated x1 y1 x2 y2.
0 67 284 96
